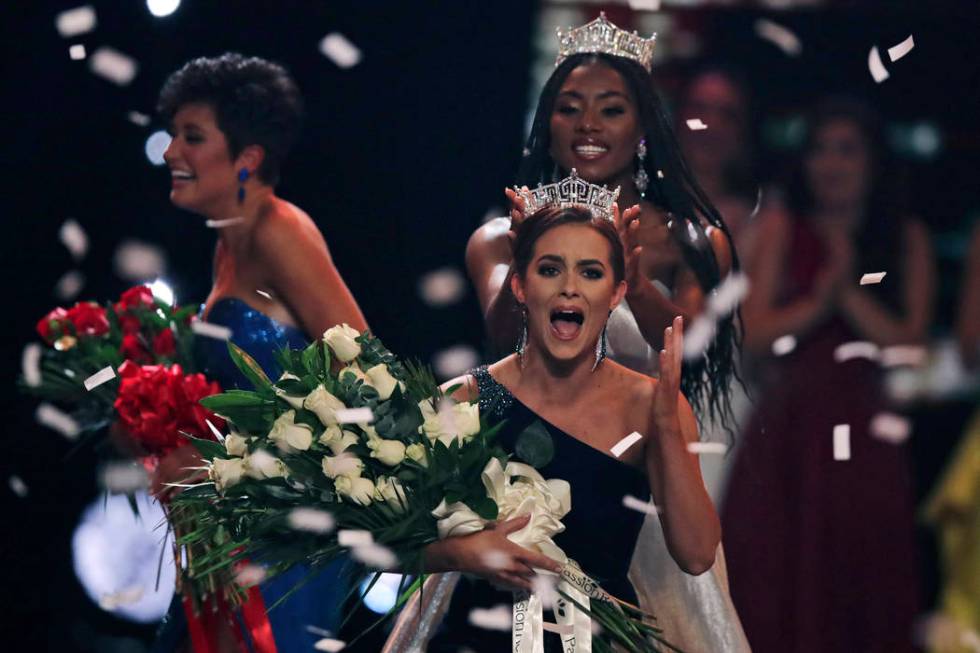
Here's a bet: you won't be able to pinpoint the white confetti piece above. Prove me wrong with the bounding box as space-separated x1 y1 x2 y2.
60 219 88 260
205 217 245 228
887 35 915 62
860 271 887 285
99 586 144 610
21 343 42 388
880 345 928 368
611 432 643 458
834 341 880 363
314 638 347 652
113 239 167 280
204 419 224 442
84 366 116 391
542 622 575 635
531 574 559 610
255 289 273 300
350 543 398 569
468 604 512 631
687 442 728 455
833 424 851 461
622 494 660 516
69 44 86 60
55 5 97 38
334 407 375 424
191 320 232 341
305 625 333 638
144 130 171 166
754 19 802 56
686 118 708 131
481 550 510 570
656 170 664 179
682 315 718 360
868 46 890 83
36 403 81 440
319 33 362 69
89 47 138 86
771 334 797 356
99 461 149 493
234 564 267 588
287 508 335 534
337 529 373 547
54 270 86 300
433 345 479 379
707 272 750 316
127 111 151 126
419 267 467 307
8 476 28 498
870 412 912 444
627 0 661 10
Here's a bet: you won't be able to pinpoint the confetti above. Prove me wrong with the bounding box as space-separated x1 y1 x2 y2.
205 217 245 228
627 0 661 10
611 431 643 458
234 564 267 588
191 320 232 341
337 529 373 547
887 35 915 62
36 403 81 440
21 343 42 388
531 573 559 609
433 345 479 379
55 6 97 38
656 169 665 179
833 424 851 461
144 130 171 166
204 419 224 442
754 19 802 56
313 639 347 652
468 604 512 631
542 622 575 635
686 118 708 131
860 271 887 285
99 461 149 493
60 219 88 260
89 47 138 86
868 46 890 83
687 442 728 455
319 33 362 69
8 476 28 498
255 289 273 300
481 550 510 570
682 315 718 360
113 239 167 280
127 111 151 126
69 44 86 60
287 508 335 534
419 267 466 307
350 543 398 569
880 345 928 368
870 412 912 444
334 407 375 424
707 273 750 316
622 494 660 516
305 625 333 638
84 365 116 391
834 341 880 363
771 334 797 356
99 586 144 610
54 270 85 300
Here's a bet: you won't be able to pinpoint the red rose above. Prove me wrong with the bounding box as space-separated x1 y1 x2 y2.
116 286 155 311
120 333 153 364
36 307 69 344
153 328 176 357
118 313 142 335
66 302 110 338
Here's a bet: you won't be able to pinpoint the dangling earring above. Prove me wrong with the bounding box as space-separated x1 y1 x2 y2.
237 168 250 204
516 304 529 365
633 139 649 197
592 310 611 372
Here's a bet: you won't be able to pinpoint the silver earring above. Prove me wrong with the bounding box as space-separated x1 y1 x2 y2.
633 139 649 197
516 304 529 364
592 312 610 372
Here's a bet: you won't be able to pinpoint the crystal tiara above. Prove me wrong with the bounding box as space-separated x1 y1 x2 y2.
516 169 620 221
555 12 657 72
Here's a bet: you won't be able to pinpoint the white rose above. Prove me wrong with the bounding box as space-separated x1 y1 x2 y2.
323 324 362 362
318 425 360 455
405 443 428 467
244 450 286 480
335 475 375 506
452 402 481 439
364 364 402 400
304 385 347 426
321 452 364 480
267 410 314 453
339 363 368 385
210 457 246 493
275 373 306 410
368 437 406 466
418 399 482 446
374 475 408 512
224 433 249 457
431 499 487 539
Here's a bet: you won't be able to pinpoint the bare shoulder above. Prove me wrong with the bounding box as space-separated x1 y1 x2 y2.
602 361 655 419
440 374 479 403
253 199 329 259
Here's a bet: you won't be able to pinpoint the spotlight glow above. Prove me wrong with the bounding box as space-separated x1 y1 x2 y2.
147 0 180 17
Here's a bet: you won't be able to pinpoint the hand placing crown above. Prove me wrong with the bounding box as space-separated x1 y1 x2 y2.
515 169 620 222
556 12 657 72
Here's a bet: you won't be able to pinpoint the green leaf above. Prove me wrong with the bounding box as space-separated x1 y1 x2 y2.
466 494 498 521
227 342 273 392
515 419 554 468
301 341 323 377
200 390 268 411
189 436 227 460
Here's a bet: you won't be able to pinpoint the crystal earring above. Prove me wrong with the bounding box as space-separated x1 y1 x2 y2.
592 311 611 372
237 168 250 204
633 139 649 197
516 304 529 364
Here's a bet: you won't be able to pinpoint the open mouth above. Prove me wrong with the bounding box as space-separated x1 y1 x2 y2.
550 308 584 340
170 170 195 183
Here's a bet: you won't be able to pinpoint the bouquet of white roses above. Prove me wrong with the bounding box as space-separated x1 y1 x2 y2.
175 325 679 652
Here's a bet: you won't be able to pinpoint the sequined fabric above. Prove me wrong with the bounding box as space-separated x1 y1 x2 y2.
470 365 513 420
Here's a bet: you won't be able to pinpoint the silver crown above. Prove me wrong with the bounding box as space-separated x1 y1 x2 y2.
516 169 620 221
556 12 657 72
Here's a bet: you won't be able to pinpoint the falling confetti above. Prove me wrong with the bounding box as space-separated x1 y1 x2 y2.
60 219 89 260
36 403 81 440
682 315 718 361
305 625 333 638
21 343 42 388
611 432 643 458
860 271 887 285
418 267 467 307
99 461 150 493
114 239 167 280
55 5 97 38
319 33 362 69
234 564 267 588
205 217 245 228
255 289 273 300
771 334 797 356
204 419 224 442
834 341 880 363
627 0 661 10
313 639 347 652
468 604 512 631
686 118 708 131
350 543 398 569
191 321 233 341
707 273 750 316
870 412 912 444
433 345 479 379
8 476 29 498
481 550 510 570
287 508 335 534
83 365 116 391
89 47 139 86
622 494 660 516
127 111 151 126
54 270 86 300
833 424 851 461
868 46 890 83
337 529 373 547
887 35 915 62
69 44 86 60
880 345 928 368
99 586 144 611
687 442 728 455
754 19 802 56
334 407 375 424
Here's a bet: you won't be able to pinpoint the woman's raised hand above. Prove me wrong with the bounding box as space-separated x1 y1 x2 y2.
613 202 644 290
652 315 684 430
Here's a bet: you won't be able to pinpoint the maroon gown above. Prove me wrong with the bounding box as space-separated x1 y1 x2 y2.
721 217 921 652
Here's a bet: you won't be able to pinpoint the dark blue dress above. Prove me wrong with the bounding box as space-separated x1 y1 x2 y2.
428 366 650 652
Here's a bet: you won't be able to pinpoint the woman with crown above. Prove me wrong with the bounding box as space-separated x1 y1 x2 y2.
460 13 750 652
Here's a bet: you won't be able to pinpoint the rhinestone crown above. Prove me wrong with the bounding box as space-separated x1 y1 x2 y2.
556 12 657 72
516 169 620 222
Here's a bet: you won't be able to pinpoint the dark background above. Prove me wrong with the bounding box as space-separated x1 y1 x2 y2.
0 1 977 650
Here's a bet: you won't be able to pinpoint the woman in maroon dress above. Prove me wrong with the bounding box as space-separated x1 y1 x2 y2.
722 99 935 651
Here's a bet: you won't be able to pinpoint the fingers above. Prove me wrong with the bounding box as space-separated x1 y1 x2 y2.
518 550 563 574
672 315 684 369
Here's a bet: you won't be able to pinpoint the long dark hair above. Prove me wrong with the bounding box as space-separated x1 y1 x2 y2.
518 52 742 430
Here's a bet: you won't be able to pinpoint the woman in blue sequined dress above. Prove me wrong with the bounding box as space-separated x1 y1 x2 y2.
150 53 367 653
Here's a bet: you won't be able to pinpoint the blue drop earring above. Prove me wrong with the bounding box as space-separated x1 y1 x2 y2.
237 168 249 204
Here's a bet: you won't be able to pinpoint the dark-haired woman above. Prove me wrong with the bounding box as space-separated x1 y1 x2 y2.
464 14 748 651
152 53 366 653
722 99 935 652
